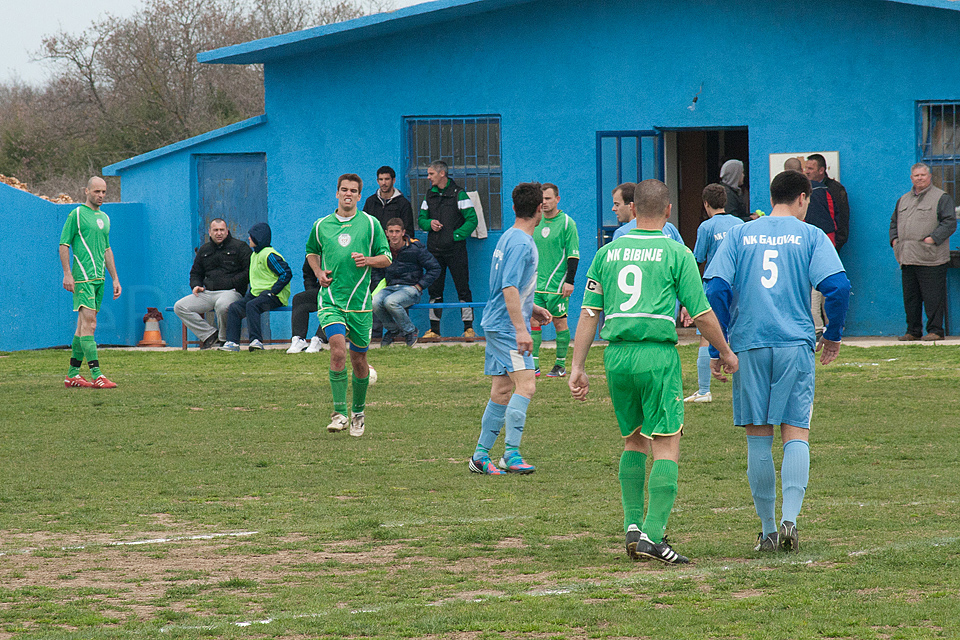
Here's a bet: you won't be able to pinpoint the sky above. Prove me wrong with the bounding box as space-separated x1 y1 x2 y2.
4 0 425 86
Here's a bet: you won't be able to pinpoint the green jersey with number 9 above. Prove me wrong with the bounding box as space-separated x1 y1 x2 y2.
583 229 710 344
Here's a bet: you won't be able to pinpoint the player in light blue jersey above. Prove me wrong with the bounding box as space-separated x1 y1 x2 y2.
470 183 552 476
704 170 851 554
685 183 744 403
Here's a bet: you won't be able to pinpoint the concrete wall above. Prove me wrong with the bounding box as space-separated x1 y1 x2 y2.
90 0 960 349
0 183 146 351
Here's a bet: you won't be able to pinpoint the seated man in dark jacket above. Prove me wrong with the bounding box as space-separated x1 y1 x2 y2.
286 258 328 354
372 218 441 346
173 218 252 349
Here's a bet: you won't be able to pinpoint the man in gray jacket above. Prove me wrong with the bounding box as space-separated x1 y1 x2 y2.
890 163 957 341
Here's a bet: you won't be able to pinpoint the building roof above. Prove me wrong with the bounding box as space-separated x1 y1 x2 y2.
198 0 959 67
102 115 267 175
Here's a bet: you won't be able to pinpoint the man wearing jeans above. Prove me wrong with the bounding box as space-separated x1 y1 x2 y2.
372 218 440 346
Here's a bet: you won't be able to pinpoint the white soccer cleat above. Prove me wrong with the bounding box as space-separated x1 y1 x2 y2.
683 391 712 403
326 412 348 433
367 366 377 385
305 336 323 353
350 412 365 437
286 336 308 354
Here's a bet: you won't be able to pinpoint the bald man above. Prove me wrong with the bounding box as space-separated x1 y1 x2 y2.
783 157 803 172
60 177 121 388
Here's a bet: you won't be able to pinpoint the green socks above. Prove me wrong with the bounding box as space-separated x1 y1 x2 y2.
619 450 647 532
555 328 570 366
329 369 348 415
68 336 84 377
642 459 679 544
80 335 101 378
531 327 542 370
352 372 370 415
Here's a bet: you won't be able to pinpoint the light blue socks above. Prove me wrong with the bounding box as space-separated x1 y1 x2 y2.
504 394 531 452
781 439 810 525
474 400 507 459
747 435 777 536
697 346 712 395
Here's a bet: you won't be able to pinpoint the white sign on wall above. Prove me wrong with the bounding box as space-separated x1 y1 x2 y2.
768 151 840 184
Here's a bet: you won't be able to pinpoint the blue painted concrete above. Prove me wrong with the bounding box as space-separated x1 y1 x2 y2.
5 0 954 351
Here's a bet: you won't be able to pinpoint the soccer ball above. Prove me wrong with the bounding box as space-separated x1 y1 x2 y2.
368 366 377 385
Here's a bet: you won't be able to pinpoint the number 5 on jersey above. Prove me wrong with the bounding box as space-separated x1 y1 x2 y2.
761 250 778 289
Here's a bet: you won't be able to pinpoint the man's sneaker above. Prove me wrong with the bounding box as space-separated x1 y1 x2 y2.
381 332 398 347
625 524 644 561
286 336 308 354
463 328 477 339
326 412 348 433
65 374 94 388
404 331 419 347
534 368 541 377
754 531 780 552
220 341 240 352
684 391 713 403
635 532 690 565
306 336 323 353
498 453 536 474
349 412 365 437
92 375 117 389
468 455 505 475
422 329 440 340
248 339 264 351
201 332 220 350
898 333 920 341
546 364 566 378
779 521 799 553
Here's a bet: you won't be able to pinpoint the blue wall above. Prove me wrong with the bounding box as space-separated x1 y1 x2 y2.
0 183 146 351
93 0 960 349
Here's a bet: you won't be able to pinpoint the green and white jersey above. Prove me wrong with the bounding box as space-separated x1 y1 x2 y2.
305 210 391 312
59 205 111 283
534 210 580 293
583 229 709 344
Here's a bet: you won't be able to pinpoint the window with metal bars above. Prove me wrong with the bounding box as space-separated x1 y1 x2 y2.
405 116 502 230
919 102 959 203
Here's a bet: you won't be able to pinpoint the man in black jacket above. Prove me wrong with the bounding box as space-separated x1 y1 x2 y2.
372 218 441 346
363 166 414 235
417 160 479 339
173 218 252 349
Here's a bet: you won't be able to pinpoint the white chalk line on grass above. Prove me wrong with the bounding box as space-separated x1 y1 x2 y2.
379 514 533 528
0 531 258 558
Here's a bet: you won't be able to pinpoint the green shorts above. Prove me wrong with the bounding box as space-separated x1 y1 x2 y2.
317 306 373 349
534 291 568 318
73 280 105 312
604 342 684 439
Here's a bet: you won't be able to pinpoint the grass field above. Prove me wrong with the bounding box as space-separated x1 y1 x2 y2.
1 342 959 639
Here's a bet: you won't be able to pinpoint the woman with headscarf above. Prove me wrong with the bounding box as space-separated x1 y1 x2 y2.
720 159 750 221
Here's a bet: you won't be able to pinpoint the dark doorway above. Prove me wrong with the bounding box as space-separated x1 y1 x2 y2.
670 129 749 248
196 153 268 249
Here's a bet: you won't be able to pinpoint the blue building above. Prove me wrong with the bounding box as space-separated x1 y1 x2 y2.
5 0 960 350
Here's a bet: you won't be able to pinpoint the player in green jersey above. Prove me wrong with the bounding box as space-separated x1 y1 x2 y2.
306 174 392 437
59 177 121 389
531 183 579 378
568 179 737 565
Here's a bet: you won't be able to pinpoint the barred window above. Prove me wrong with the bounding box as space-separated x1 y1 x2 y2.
919 102 959 202
405 116 502 230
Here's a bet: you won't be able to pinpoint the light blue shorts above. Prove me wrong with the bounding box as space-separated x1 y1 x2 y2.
732 345 815 429
484 330 535 376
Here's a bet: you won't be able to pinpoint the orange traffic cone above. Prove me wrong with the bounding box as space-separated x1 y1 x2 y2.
138 307 167 346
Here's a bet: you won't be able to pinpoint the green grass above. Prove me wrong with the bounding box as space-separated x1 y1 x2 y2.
1 343 959 639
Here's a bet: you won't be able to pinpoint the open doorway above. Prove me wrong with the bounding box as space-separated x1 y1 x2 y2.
662 128 749 248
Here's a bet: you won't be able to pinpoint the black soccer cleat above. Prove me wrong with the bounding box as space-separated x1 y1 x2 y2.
625 524 644 561
779 521 799 553
754 531 779 552
636 532 689 565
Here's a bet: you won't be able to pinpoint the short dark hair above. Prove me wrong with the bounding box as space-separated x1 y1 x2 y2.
702 184 727 210
385 217 405 229
634 179 670 219
512 182 543 219
428 160 448 176
338 173 363 191
806 154 827 171
770 170 811 205
377 166 396 179
542 183 559 197
614 182 636 203
209 218 227 227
